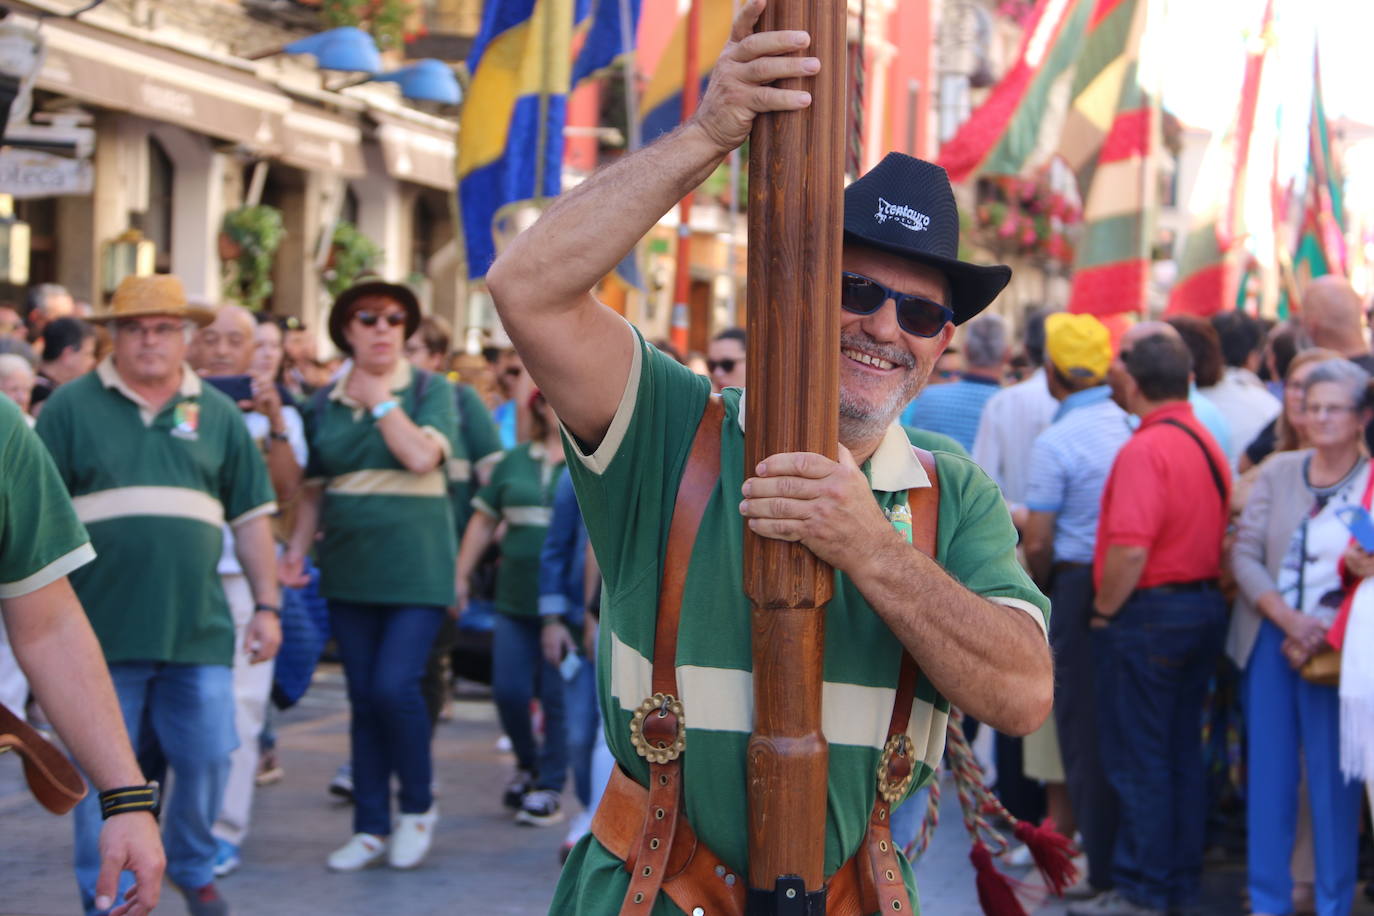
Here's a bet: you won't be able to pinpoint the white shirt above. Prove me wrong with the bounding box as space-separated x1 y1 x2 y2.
218 406 308 576
971 367 1058 506
1200 367 1281 469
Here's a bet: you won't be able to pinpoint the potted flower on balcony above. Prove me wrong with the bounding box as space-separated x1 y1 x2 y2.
220 204 286 310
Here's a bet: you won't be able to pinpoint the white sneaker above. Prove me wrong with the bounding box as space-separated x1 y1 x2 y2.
388 806 438 869
327 833 386 872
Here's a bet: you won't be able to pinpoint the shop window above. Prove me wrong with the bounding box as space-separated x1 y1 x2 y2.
147 137 174 273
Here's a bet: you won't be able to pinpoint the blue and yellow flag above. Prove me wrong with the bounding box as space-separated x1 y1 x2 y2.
459 0 584 280
639 0 733 141
572 0 641 85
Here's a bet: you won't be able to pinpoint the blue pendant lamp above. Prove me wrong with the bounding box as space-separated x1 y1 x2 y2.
369 59 461 105
282 27 382 74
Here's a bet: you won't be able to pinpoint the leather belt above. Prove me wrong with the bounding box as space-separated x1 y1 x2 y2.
592 765 872 916
1137 578 1218 595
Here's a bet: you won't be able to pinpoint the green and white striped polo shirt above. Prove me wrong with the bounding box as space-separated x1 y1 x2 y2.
552 330 1050 916
303 361 459 608
0 396 95 599
448 382 504 537
472 441 564 618
35 359 275 666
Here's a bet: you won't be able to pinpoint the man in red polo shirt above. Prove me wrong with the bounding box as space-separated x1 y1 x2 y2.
1074 327 1230 916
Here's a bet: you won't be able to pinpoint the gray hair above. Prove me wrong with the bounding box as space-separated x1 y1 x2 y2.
1302 358 1372 408
0 353 35 381
963 313 1008 369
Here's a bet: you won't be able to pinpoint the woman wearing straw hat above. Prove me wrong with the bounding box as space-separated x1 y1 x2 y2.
282 280 458 872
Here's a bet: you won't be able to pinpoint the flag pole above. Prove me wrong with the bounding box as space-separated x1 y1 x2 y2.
618 0 641 152
669 0 702 353
743 0 845 903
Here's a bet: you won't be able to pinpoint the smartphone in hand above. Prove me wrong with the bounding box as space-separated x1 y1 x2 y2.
1335 505 1374 552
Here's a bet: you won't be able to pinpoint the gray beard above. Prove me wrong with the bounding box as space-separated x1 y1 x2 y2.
837 333 927 444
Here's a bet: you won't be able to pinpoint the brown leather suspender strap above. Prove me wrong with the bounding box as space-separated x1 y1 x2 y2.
858 447 941 915
607 431 942 915
618 395 725 914
0 700 87 814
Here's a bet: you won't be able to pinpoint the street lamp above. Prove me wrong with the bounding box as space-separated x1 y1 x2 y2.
0 195 31 285
369 60 461 105
280 27 382 74
101 228 155 297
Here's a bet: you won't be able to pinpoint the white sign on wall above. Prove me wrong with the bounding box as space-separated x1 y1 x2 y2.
0 149 92 198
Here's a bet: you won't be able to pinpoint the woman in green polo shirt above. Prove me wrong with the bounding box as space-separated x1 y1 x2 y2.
283 281 458 873
457 390 569 826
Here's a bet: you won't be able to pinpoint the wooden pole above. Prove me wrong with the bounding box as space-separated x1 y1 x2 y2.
669 0 704 354
742 0 845 901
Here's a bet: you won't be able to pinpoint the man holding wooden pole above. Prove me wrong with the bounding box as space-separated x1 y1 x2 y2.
487 2 1052 913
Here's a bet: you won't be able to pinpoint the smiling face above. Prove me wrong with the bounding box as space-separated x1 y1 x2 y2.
837 245 954 445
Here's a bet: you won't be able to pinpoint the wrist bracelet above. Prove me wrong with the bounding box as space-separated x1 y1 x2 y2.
372 399 399 420
99 782 160 820
254 603 281 616
268 430 289 443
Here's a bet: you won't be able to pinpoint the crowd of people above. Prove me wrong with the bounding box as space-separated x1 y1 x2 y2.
902 279 1374 916
0 22 1372 916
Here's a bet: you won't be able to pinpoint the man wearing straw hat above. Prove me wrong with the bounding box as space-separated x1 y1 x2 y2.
36 275 281 916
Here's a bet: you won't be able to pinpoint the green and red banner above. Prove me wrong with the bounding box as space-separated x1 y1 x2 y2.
1166 0 1274 316
1062 0 1151 317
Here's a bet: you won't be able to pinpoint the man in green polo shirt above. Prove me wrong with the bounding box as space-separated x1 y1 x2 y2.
0 395 165 916
36 275 280 916
485 5 1052 913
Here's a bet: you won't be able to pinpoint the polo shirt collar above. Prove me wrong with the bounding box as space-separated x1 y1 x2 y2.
1053 385 1111 422
97 356 201 420
735 392 930 493
329 360 413 409
1138 400 1196 429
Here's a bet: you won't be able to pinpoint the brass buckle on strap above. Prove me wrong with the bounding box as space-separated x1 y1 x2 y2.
876 733 915 804
629 693 686 764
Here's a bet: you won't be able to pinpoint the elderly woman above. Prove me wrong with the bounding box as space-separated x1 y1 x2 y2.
1239 347 1343 473
283 281 458 872
1231 358 1369 916
456 389 567 827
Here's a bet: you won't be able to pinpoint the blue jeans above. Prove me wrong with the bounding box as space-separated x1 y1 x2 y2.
329 601 444 836
1093 587 1227 910
492 613 566 791
1246 621 1361 916
73 663 235 915
563 652 599 806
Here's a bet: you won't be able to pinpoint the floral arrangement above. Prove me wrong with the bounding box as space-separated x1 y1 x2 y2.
973 174 1079 266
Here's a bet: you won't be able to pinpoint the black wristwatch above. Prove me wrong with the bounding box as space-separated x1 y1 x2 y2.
268 430 290 443
254 602 281 616
99 782 160 820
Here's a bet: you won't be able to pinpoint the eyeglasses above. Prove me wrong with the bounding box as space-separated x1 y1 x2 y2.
503 366 523 378
354 310 406 328
707 358 742 374
1304 403 1358 419
114 320 186 338
840 272 953 338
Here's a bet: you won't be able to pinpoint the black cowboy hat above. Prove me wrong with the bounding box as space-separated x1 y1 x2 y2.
328 279 422 355
844 153 1011 325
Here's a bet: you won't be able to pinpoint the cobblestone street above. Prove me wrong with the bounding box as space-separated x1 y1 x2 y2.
0 666 1362 916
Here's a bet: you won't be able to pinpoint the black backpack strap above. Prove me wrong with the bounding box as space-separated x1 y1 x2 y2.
1159 418 1227 507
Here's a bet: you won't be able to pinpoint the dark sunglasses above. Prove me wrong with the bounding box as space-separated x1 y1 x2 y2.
354 310 406 328
840 272 953 338
707 358 742 374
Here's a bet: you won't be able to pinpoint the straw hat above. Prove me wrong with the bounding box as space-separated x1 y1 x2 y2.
89 276 214 327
